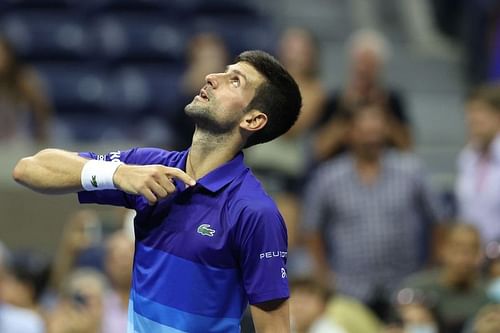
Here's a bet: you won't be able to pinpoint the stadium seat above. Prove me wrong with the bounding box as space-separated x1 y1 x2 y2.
105 64 183 118
34 62 107 114
93 14 186 63
0 10 90 60
193 15 277 56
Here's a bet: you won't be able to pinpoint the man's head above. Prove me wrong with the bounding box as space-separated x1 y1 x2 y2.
347 29 390 89
346 103 389 159
289 277 331 332
440 224 482 284
184 50 302 148
465 84 500 151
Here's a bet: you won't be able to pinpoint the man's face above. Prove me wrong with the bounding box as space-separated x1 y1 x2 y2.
351 48 382 87
442 228 481 280
349 107 388 155
465 100 500 150
185 61 265 134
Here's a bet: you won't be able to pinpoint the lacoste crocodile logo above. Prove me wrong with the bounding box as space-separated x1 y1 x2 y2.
197 224 215 237
91 175 98 188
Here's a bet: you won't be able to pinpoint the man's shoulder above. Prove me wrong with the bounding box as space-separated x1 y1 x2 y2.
226 171 282 222
127 147 186 165
385 150 425 175
401 268 441 291
315 154 353 180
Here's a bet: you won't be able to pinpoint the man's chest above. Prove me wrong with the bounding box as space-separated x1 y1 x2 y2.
134 193 238 268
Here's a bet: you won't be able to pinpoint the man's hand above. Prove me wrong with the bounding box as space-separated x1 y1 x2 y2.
113 164 196 205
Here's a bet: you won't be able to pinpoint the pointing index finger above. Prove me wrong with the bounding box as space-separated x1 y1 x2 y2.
165 167 196 186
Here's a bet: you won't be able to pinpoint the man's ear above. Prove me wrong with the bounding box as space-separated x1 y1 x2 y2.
240 110 268 133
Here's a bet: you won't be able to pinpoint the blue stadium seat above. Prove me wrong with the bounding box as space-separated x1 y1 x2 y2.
34 62 107 114
105 64 183 117
93 14 186 62
193 15 277 56
191 0 258 16
1 0 70 10
0 11 90 60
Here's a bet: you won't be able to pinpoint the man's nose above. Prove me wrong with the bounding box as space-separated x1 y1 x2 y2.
205 73 219 89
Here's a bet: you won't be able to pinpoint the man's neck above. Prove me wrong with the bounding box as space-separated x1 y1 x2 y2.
440 268 476 290
187 128 242 180
354 150 381 185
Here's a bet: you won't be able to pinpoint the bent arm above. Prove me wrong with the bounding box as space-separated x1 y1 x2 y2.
13 148 87 194
250 299 290 333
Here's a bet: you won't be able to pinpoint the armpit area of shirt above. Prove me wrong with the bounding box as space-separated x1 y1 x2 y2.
247 288 290 305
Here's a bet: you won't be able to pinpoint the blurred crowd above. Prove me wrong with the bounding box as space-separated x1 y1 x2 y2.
2 1 500 333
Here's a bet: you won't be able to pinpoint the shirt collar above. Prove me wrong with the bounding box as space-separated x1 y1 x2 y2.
184 151 247 193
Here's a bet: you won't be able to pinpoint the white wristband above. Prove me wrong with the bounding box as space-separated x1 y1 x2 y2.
81 160 123 191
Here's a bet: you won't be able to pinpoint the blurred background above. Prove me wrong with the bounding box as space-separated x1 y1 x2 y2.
1 0 500 332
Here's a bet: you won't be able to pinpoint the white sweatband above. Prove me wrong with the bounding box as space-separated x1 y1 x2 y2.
81 160 123 191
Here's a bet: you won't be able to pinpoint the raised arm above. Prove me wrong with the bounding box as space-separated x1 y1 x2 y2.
13 148 196 204
13 148 87 194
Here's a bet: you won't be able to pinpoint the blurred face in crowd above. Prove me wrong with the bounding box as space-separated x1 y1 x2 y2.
350 47 382 89
1 271 33 308
65 271 104 319
185 61 265 135
349 105 389 159
398 303 438 333
465 99 500 151
474 305 500 333
105 232 134 291
279 28 318 77
290 287 326 333
441 225 482 283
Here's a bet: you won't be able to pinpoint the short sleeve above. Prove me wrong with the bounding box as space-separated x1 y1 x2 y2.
77 147 175 209
235 203 289 304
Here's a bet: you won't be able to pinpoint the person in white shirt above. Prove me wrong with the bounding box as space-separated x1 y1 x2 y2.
456 84 500 244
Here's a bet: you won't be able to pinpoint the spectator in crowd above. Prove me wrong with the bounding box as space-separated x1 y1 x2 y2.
313 29 411 162
461 0 500 85
172 33 229 150
1 249 50 313
49 209 134 333
303 103 443 320
401 224 489 333
50 209 103 290
471 304 500 333
0 241 45 333
102 231 134 333
320 285 382 333
382 295 440 333
245 27 326 251
290 277 346 333
0 36 52 143
46 268 106 333
456 84 500 244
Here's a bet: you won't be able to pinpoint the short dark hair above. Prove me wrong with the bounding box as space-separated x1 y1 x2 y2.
468 84 500 112
235 50 302 148
290 277 332 304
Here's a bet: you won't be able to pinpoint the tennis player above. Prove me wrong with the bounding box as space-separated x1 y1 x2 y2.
13 50 302 333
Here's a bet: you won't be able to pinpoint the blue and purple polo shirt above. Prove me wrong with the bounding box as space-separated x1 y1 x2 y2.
78 148 289 333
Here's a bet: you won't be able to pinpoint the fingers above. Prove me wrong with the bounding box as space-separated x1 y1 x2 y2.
141 188 158 206
143 171 178 205
156 173 177 194
165 167 196 186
